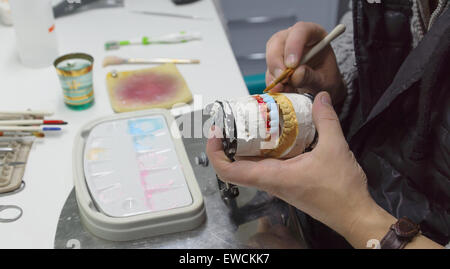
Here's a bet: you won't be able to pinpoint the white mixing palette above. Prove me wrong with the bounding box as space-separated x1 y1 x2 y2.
74 110 205 241
83 115 193 218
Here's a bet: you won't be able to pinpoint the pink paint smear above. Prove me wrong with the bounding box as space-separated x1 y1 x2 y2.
116 73 179 105
140 170 176 210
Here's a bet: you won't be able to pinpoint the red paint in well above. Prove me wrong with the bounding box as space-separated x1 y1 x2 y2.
116 73 179 105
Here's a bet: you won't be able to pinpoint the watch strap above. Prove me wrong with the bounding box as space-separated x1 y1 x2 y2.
380 217 420 249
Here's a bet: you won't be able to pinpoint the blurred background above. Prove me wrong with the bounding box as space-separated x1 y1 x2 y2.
214 0 350 77
0 0 351 95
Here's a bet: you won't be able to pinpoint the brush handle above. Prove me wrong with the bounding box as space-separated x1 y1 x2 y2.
0 131 34 136
0 120 42 126
0 162 26 167
0 137 36 142
0 126 61 132
127 58 200 64
0 110 54 117
131 10 209 20
299 24 346 65
0 120 65 126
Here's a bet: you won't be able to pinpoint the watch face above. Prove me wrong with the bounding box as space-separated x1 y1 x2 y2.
394 217 420 238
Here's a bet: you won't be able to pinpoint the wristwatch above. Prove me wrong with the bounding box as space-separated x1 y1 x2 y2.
380 217 420 249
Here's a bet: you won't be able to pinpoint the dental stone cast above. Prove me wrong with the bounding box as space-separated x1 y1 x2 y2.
208 93 316 159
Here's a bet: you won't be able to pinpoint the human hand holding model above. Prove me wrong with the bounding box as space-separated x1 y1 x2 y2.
265 22 346 104
206 92 443 249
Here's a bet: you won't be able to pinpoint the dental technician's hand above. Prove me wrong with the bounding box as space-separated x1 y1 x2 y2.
207 92 390 248
265 22 346 104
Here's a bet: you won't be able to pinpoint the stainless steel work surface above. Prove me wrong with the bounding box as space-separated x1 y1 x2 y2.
54 112 302 249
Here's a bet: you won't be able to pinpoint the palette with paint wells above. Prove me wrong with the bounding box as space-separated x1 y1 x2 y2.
73 109 205 241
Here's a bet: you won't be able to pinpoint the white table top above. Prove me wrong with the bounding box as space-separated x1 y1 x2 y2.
0 0 247 248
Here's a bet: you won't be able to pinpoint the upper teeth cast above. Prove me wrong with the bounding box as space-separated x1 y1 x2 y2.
260 94 279 135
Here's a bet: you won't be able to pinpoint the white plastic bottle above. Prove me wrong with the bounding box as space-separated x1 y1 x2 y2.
9 0 59 68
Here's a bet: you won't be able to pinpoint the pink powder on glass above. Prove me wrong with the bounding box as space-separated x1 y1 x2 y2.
116 73 179 105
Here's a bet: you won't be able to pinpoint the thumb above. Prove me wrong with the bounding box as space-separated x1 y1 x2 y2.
291 65 324 92
312 92 346 152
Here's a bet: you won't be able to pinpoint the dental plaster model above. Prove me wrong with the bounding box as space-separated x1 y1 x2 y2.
209 93 316 159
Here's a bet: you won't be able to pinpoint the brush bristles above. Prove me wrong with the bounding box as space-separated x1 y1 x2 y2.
0 131 45 138
32 132 45 138
102 56 127 67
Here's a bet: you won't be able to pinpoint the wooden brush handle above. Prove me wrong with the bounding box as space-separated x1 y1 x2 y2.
299 24 345 65
128 58 200 64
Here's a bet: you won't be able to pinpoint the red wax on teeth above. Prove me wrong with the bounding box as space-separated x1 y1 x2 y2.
254 96 264 104
116 73 178 104
253 95 271 130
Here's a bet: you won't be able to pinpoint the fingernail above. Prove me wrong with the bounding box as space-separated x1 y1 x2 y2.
285 54 297 68
274 68 283 78
321 94 332 107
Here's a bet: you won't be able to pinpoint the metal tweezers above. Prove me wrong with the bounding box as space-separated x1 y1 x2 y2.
0 205 23 223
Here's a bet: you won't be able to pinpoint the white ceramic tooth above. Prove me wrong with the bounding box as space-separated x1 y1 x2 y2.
270 109 279 121
270 126 278 134
270 120 279 128
262 94 274 102
270 103 278 111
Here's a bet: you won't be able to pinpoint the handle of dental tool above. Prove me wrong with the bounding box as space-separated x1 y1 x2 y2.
0 120 65 126
0 110 54 117
130 32 202 44
153 32 201 43
0 126 60 132
0 137 36 143
127 58 200 64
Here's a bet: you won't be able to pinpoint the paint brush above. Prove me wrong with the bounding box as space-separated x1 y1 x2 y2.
104 31 202 50
0 137 36 143
102 56 200 67
0 126 61 132
264 24 346 93
0 162 26 167
0 131 45 138
130 10 211 20
0 120 67 126
0 110 54 117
